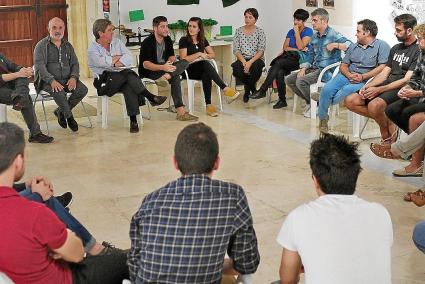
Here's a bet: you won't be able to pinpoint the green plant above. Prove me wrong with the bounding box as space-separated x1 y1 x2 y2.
168 18 218 30
168 20 186 30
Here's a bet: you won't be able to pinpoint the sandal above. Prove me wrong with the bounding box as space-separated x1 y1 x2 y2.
370 143 396 159
404 189 424 202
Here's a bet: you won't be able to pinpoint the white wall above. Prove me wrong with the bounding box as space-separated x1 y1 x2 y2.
260 1 294 63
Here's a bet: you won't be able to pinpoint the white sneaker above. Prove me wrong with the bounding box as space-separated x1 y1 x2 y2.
303 105 311 118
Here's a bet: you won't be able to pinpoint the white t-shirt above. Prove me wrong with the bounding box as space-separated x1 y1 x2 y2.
277 194 393 284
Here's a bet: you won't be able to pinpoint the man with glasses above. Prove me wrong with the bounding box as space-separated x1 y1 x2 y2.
34 17 88 132
285 8 351 118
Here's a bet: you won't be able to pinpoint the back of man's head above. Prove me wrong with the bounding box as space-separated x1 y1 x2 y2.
310 134 361 195
311 8 329 22
174 123 218 175
153 16 168 28
0 122 25 174
394 13 417 30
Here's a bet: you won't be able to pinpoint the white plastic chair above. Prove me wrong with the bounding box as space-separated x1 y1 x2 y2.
183 59 223 114
94 73 152 129
29 84 93 134
0 104 7 122
309 61 341 120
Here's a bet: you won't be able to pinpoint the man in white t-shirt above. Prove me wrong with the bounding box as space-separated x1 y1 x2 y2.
276 134 393 284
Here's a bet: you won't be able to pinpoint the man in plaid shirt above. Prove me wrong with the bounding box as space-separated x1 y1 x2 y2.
128 123 260 283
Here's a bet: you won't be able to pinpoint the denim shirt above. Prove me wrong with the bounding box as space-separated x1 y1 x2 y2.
307 26 352 81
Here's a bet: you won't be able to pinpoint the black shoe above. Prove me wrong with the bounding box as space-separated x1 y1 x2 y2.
53 109 67 129
273 99 288 109
243 93 250 103
130 121 139 133
250 89 267 99
67 116 78 132
28 133 54 143
150 95 167 106
56 192 73 208
12 96 27 111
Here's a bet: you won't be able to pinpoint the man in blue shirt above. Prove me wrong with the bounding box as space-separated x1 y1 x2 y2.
318 19 390 133
285 8 351 118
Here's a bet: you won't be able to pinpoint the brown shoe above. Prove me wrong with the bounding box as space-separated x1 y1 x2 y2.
130 121 139 133
176 112 198 121
206 105 218 117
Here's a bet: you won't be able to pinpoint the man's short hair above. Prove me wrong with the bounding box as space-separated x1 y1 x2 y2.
174 123 218 175
309 134 362 195
293 9 309 22
244 8 259 20
357 19 378 37
153 16 168 27
93 18 112 39
394 13 417 30
414 24 425 38
0 122 25 174
311 8 329 22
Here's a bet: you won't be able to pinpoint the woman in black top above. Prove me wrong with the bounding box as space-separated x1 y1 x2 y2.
179 17 239 117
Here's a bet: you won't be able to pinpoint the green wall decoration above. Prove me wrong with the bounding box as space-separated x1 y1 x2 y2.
129 9 144 22
167 0 240 7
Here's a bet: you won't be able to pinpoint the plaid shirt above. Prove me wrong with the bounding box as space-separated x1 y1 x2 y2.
128 174 260 283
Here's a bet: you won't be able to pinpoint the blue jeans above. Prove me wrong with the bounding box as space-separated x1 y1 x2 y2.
413 220 425 253
19 189 96 252
318 72 365 120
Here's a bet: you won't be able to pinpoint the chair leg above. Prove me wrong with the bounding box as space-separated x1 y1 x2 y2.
41 99 49 135
310 99 317 120
101 96 108 129
97 97 102 123
141 101 152 120
187 80 195 114
292 94 298 113
0 104 7 122
217 85 223 111
80 101 93 128
120 94 127 119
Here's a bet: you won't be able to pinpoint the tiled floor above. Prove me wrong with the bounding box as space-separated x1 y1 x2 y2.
8 78 425 283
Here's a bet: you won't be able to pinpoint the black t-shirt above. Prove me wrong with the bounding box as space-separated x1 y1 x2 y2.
178 36 210 56
386 41 420 82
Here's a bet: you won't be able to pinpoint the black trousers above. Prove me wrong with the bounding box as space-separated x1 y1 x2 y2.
231 58 265 94
0 78 41 136
145 60 189 108
119 71 150 116
385 98 425 133
70 250 129 284
260 56 299 100
183 61 227 104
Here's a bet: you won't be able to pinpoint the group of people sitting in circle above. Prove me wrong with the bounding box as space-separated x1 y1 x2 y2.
0 4 425 284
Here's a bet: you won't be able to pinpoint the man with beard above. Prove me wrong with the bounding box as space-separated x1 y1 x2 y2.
34 17 88 132
345 14 419 144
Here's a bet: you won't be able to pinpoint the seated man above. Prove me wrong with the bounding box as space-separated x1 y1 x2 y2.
277 134 393 284
377 24 425 177
345 14 419 144
250 8 312 109
34 17 88 132
0 54 53 143
0 122 129 283
129 123 260 283
139 16 197 121
285 8 351 118
318 19 390 133
88 18 166 133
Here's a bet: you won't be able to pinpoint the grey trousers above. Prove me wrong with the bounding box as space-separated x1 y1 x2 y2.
0 78 41 136
285 69 321 104
392 122 425 182
42 79 88 118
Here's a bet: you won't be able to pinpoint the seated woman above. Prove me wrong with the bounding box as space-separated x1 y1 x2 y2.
179 17 239 117
232 8 266 103
250 9 312 109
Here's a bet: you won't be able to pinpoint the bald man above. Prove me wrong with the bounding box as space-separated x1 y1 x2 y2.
34 17 88 132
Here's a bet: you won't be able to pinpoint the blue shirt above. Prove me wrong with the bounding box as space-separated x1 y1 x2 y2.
87 38 134 75
343 39 390 74
286 26 313 50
